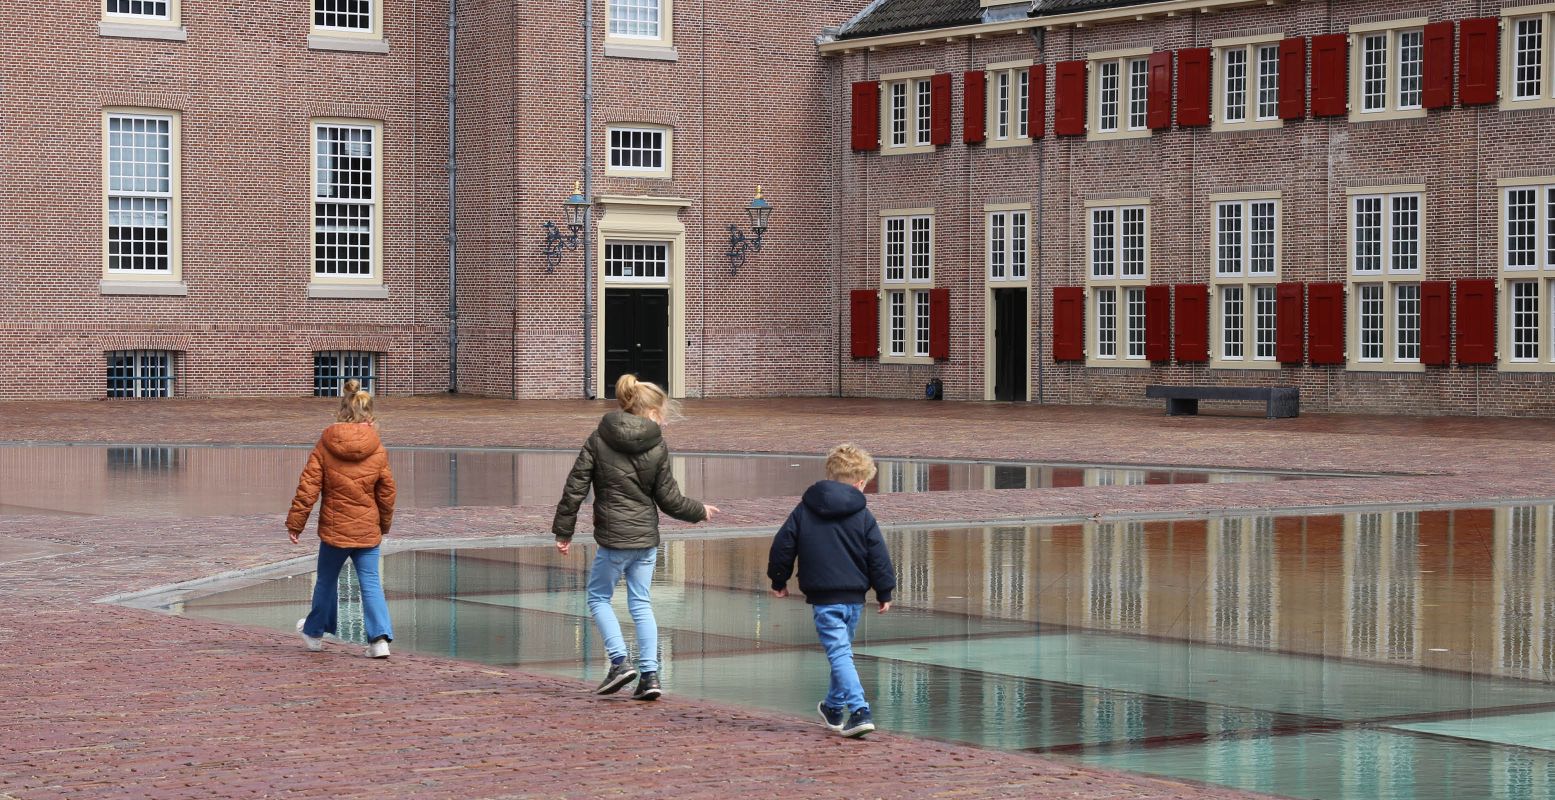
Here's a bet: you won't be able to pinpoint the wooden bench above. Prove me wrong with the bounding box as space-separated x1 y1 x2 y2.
1144 385 1299 419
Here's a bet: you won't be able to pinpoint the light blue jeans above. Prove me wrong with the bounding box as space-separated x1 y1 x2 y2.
302 542 393 643
587 545 659 673
813 603 867 712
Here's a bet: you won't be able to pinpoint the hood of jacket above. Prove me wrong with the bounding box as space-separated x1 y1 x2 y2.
802 479 867 520
596 411 663 456
320 422 383 462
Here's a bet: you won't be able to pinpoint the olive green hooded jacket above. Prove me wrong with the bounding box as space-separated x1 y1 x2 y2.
552 411 707 548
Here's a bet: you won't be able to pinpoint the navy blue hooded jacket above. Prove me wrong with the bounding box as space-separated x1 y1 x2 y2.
767 480 896 606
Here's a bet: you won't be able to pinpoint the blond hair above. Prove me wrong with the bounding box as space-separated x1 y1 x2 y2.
616 374 679 422
337 379 362 416
825 443 877 484
336 384 375 424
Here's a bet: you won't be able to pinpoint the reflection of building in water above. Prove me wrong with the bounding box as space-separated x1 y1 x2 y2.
1203 709 1278 796
332 565 367 645
1208 517 1278 648
1496 749 1555 800
1343 730 1417 798
888 528 934 606
983 526 1029 618
1085 522 1146 631
1081 690 1147 745
1344 512 1421 663
1495 506 1555 680
106 446 181 471
1083 468 1148 487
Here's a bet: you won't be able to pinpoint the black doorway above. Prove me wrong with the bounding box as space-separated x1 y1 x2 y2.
604 288 670 398
992 288 1028 402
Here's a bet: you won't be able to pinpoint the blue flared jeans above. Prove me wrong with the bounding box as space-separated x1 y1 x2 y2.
302 542 393 643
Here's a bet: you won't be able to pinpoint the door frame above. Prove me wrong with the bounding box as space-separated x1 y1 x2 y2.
983 202 1033 402
594 195 692 399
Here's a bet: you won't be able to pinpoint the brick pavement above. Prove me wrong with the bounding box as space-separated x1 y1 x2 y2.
5 396 1552 799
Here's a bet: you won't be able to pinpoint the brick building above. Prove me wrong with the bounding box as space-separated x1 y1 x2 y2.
10 0 1555 414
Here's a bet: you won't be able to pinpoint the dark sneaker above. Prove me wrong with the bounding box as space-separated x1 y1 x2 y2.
817 701 845 731
594 661 638 695
632 671 662 701
839 707 875 738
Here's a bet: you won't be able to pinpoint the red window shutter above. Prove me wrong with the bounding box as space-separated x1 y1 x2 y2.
849 289 878 358
1173 284 1208 362
1455 279 1497 364
1422 22 1455 109
1421 280 1452 365
1306 282 1345 364
1028 64 1046 139
930 73 952 146
1310 34 1349 117
1053 286 1084 361
1147 51 1173 130
963 70 986 144
1176 48 1211 127
1459 18 1500 106
1054 60 1087 136
1145 285 1171 361
1276 282 1305 363
1278 37 1307 120
929 288 950 359
850 81 880 151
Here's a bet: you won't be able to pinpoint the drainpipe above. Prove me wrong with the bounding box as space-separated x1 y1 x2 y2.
446 0 459 393
582 0 596 399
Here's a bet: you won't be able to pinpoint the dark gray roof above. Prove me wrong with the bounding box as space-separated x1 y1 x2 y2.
834 0 1162 41
1030 0 1158 16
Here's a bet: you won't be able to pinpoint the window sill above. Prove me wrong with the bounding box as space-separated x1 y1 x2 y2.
1347 107 1427 124
308 283 389 299
100 280 187 296
1345 361 1426 373
308 34 390 54
99 21 187 41
1086 129 1151 143
1498 360 1555 372
1085 358 1149 369
985 137 1033 150
605 170 673 180
880 144 935 156
1501 97 1555 112
1211 118 1283 133
880 355 935 366
1209 359 1282 371
603 43 678 61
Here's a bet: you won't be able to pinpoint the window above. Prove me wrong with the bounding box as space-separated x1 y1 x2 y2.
105 112 178 279
1506 8 1555 108
1348 188 1424 369
1087 201 1149 364
881 213 934 360
1211 196 1280 367
987 208 1029 282
106 350 174 398
608 0 660 39
1090 51 1152 140
606 125 670 176
1501 181 1555 369
314 0 372 32
986 64 1032 147
604 241 668 281
882 75 934 154
313 122 379 281
1215 38 1283 130
1349 21 1428 121
314 351 377 396
106 0 168 19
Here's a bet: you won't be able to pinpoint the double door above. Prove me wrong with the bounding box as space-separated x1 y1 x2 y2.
604 288 669 398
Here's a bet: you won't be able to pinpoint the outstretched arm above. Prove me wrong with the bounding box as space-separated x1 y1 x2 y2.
651 447 708 523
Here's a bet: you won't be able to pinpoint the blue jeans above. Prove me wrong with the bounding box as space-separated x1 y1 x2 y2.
586 545 659 673
813 603 867 712
302 542 393 643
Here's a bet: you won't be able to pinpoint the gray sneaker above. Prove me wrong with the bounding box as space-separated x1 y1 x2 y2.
595 661 638 695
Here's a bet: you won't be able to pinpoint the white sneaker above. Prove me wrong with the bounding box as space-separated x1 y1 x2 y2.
296 618 323 652
366 639 390 659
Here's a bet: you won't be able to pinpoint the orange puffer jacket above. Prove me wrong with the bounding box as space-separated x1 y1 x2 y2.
287 423 397 549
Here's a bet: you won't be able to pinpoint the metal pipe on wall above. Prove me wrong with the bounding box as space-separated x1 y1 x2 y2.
446 0 459 393
582 0 596 399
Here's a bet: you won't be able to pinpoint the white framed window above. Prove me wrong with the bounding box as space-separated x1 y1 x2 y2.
314 0 373 32
881 74 934 155
603 240 669 283
105 112 179 280
986 208 1029 282
1214 36 1283 131
1211 194 1281 368
1349 20 1428 122
606 125 670 177
1505 7 1555 109
1348 187 1424 370
106 0 169 20
106 350 175 398
1089 50 1152 140
986 63 1032 148
608 0 661 39
1087 200 1150 365
1500 180 1555 369
312 121 380 282
881 212 934 361
314 351 377 396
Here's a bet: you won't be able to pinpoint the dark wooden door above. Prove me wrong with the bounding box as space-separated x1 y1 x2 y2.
993 288 1028 402
604 288 670 398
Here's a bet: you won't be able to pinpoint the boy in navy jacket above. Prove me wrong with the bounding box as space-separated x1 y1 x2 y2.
767 443 896 738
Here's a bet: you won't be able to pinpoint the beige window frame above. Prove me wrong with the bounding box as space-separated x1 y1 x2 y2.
1499 177 1555 370
100 0 185 39
1212 34 1284 132
1088 48 1152 142
1348 19 1429 123
604 0 674 58
604 123 672 178
101 109 184 295
880 71 934 156
880 208 934 364
1505 6 1555 111
310 119 386 297
1346 185 1425 372
1085 198 1150 368
308 0 387 52
1210 192 1281 370
985 60 1033 149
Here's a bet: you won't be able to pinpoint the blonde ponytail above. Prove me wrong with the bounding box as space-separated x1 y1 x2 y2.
615 373 678 422
336 389 376 424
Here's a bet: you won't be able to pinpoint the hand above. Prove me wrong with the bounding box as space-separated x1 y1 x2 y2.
772 587 788 598
556 539 571 555
702 504 721 521
878 601 891 614
288 529 300 545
